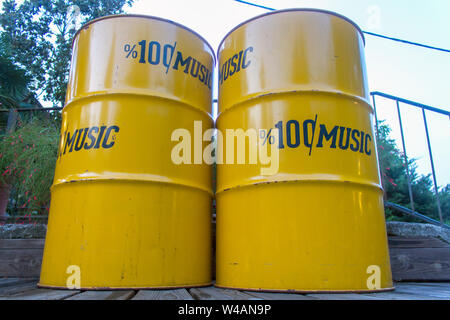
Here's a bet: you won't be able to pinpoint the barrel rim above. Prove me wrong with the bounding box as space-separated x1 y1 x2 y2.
72 14 216 63
215 284 395 294
217 8 366 54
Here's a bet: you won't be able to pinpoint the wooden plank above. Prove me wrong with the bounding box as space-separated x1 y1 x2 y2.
394 283 450 293
403 282 450 289
359 291 435 300
220 289 263 300
133 289 193 300
0 278 37 288
190 287 233 300
0 283 447 300
0 239 45 249
306 293 381 300
392 284 450 299
392 288 450 299
0 288 79 300
189 287 260 300
243 291 317 300
388 237 449 248
66 290 135 300
0 248 43 277
390 247 450 281
0 281 38 296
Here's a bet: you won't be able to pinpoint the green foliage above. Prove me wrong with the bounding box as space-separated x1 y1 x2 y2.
376 121 449 224
0 49 43 134
0 115 60 213
0 0 134 107
439 185 450 219
0 55 30 108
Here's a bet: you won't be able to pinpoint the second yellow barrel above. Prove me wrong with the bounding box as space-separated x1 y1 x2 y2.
39 15 214 289
216 9 393 292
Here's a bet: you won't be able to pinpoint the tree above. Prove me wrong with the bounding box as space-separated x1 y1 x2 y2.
439 184 450 220
0 56 29 110
0 47 43 134
0 0 134 108
376 121 449 224
0 36 40 109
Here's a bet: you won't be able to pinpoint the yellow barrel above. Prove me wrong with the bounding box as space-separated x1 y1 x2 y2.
39 15 214 289
216 9 393 292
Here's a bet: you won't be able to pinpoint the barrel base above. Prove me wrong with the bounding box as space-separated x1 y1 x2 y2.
40 180 212 289
214 284 395 294
216 182 393 292
37 282 213 291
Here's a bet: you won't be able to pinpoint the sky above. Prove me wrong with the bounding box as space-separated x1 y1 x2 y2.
1 0 449 188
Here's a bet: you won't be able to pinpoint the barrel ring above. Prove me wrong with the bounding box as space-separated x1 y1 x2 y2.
37 282 213 291
214 284 395 294
51 176 214 196
217 89 373 120
216 177 384 195
72 14 216 64
64 91 215 120
217 8 366 55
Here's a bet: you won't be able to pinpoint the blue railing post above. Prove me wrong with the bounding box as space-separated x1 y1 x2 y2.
396 100 415 212
372 94 387 202
422 109 444 225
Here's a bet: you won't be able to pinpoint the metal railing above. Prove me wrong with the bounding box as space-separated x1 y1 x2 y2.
385 202 449 229
371 91 450 227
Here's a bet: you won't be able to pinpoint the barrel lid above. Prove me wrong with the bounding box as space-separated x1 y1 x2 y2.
72 14 216 63
217 8 366 55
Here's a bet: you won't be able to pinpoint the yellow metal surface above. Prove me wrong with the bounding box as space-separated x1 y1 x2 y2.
216 9 393 292
39 15 214 289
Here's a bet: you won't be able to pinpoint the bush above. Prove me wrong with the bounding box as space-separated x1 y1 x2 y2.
0 114 60 214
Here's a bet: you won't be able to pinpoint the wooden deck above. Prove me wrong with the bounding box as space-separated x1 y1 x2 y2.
0 279 449 300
